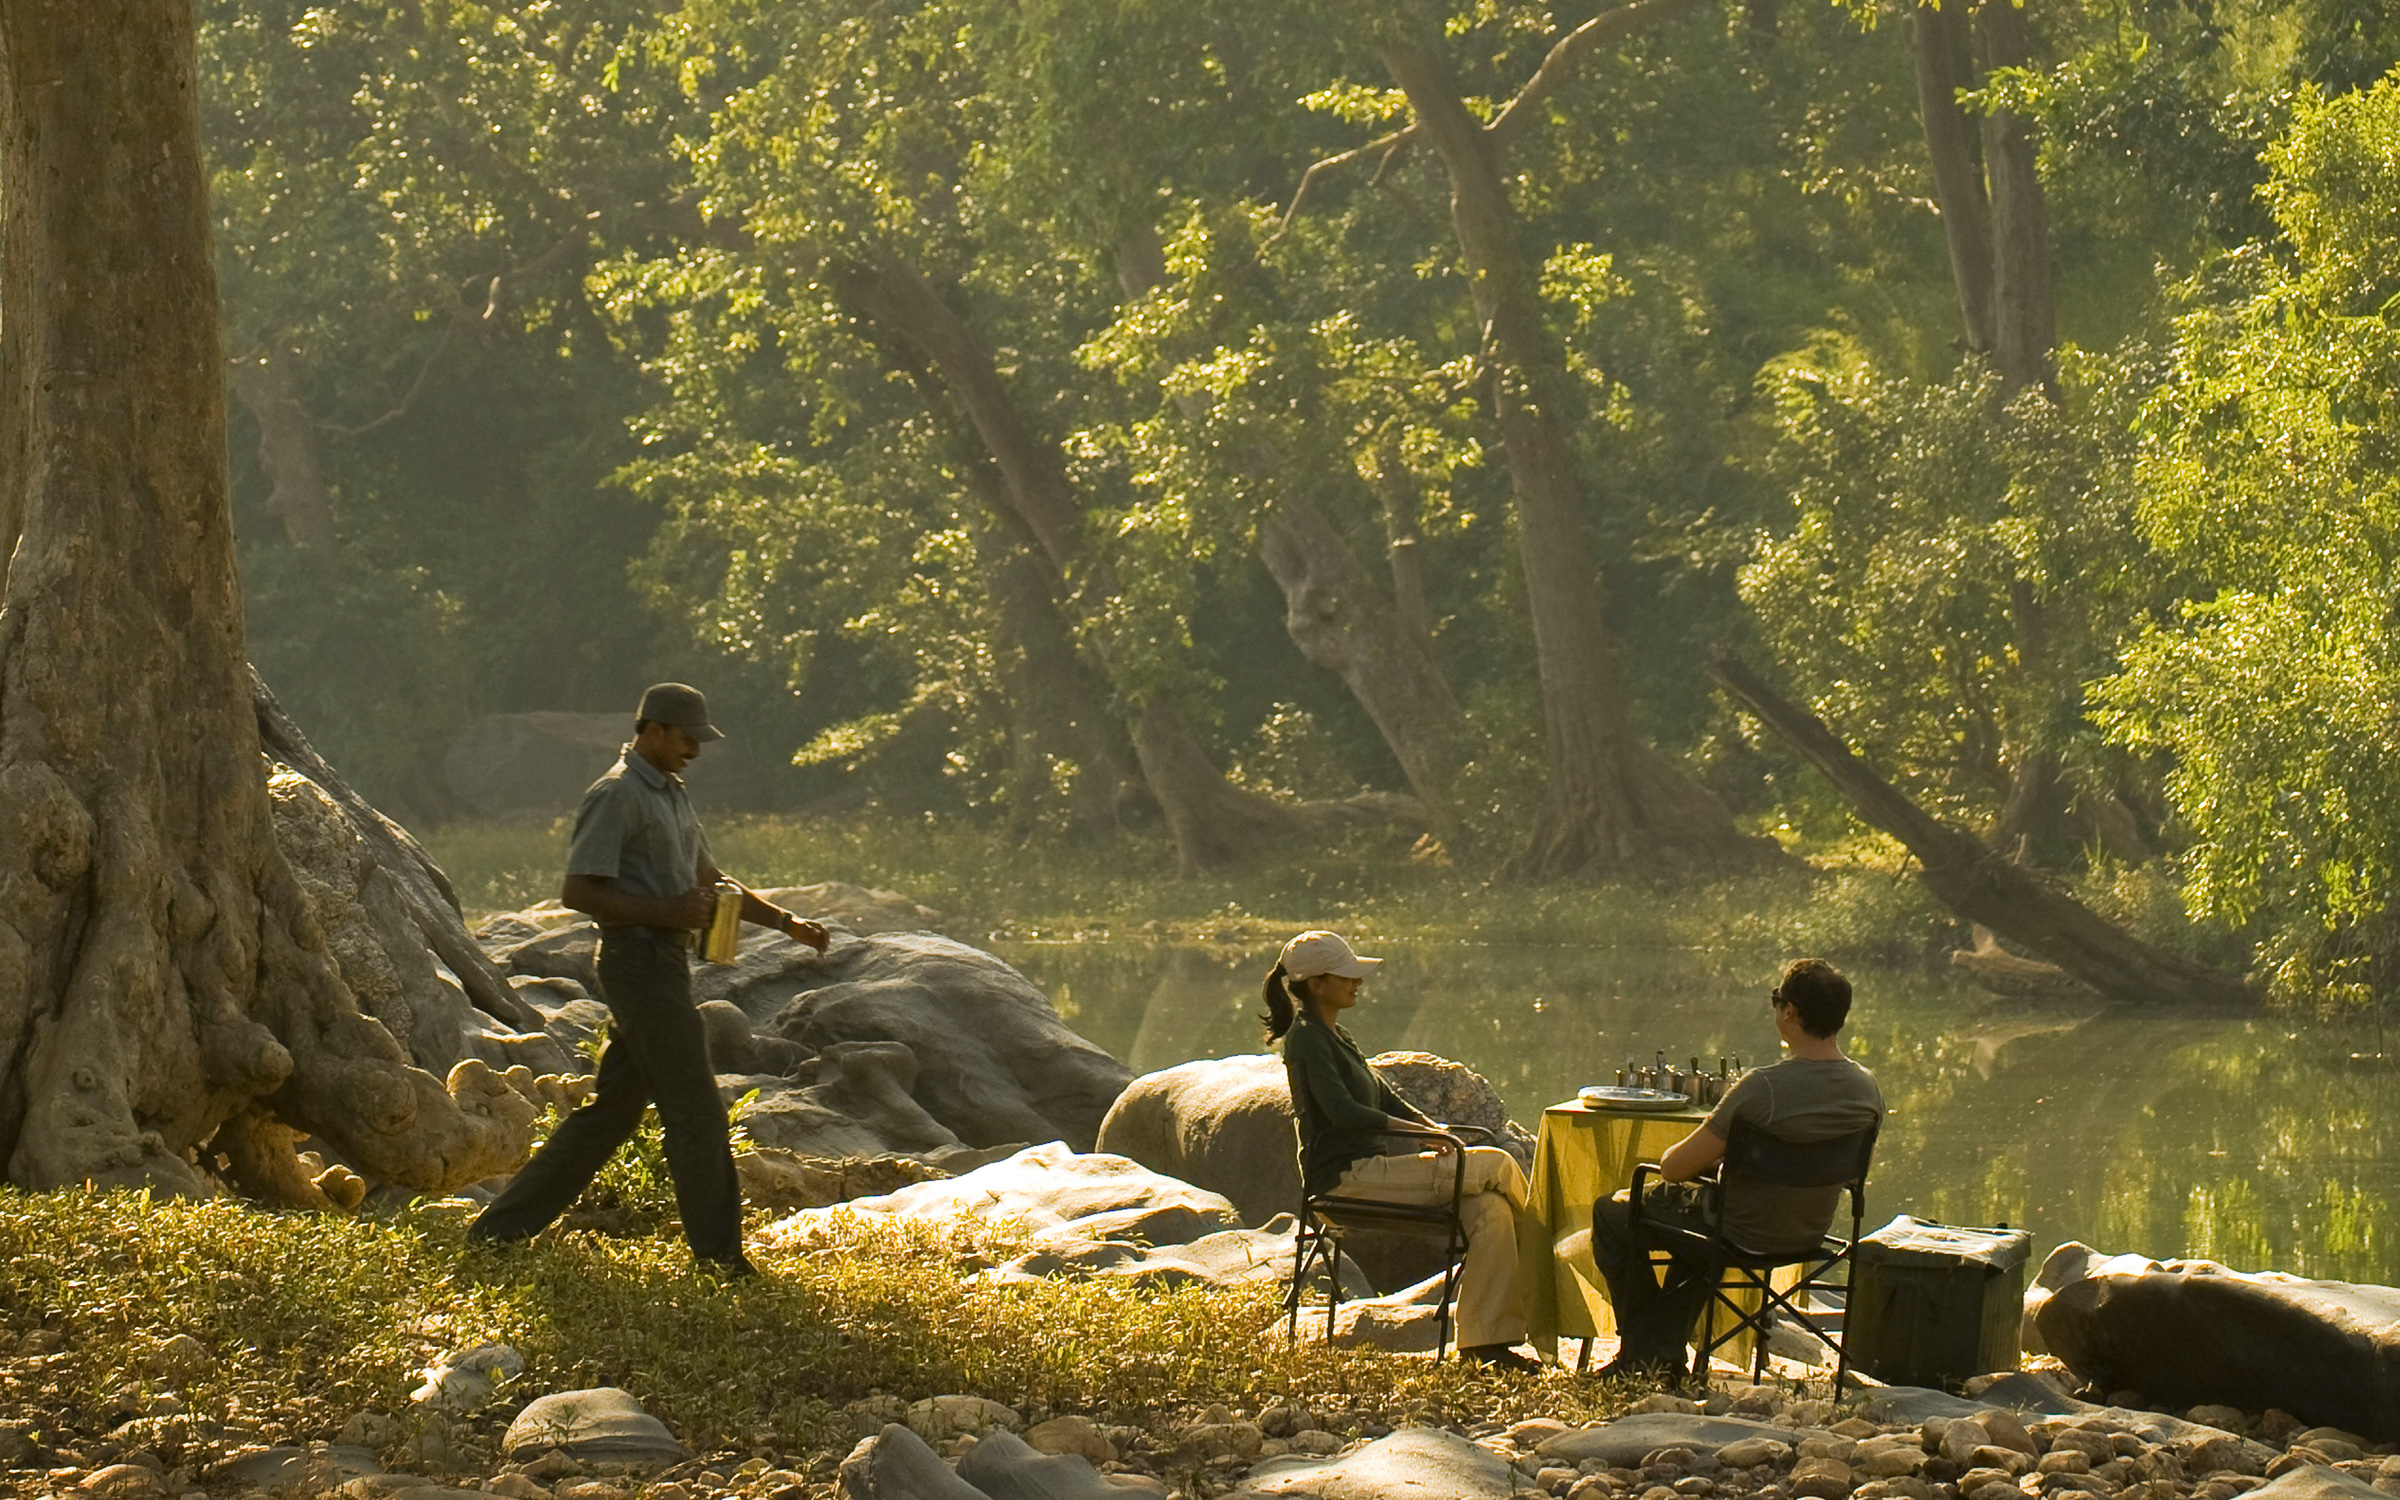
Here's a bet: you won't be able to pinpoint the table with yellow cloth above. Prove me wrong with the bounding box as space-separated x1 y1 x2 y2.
1519 1099 1789 1368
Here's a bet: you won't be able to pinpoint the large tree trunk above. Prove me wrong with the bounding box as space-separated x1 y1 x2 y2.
1115 225 1466 815
836 248 1311 871
1257 493 1464 811
1912 0 1996 353
226 347 341 555
1377 20 1766 875
0 0 531 1195
1706 651 2251 1007
1910 0 2056 395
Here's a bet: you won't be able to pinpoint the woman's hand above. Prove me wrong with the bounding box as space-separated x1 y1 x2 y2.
1389 1116 1457 1154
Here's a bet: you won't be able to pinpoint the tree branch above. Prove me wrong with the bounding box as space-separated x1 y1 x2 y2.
1485 0 1713 149
1268 0 1711 250
1266 124 1419 250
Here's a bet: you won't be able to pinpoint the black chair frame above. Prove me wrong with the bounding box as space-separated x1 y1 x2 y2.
1623 1118 1876 1394
1284 1124 1495 1363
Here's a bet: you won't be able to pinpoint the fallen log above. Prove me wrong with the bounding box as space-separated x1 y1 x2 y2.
1705 648 2253 1007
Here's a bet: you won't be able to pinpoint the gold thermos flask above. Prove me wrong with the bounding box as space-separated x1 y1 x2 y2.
702 882 744 964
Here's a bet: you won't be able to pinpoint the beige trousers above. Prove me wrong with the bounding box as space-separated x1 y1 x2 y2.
1333 1145 1531 1349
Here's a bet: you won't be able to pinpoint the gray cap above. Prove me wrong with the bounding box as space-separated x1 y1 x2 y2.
636 682 724 741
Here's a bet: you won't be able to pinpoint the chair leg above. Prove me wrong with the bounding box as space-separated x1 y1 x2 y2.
1577 1337 1593 1373
1324 1228 1343 1345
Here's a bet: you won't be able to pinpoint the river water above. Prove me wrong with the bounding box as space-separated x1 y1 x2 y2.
989 937 2400 1286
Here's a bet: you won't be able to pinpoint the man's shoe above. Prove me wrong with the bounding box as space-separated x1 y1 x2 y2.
1587 1356 1682 1388
699 1254 760 1281
1461 1344 1541 1373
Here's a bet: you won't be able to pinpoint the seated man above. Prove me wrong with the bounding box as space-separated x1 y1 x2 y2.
1590 957 1885 1379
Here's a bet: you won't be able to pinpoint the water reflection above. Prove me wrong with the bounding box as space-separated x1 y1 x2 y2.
990 938 2400 1285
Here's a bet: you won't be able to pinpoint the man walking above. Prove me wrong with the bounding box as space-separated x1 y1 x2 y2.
469 683 828 1276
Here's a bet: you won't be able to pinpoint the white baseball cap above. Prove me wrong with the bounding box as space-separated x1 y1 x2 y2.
1279 930 1383 981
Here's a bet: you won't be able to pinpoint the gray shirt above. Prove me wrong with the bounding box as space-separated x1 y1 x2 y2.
1703 1054 1884 1252
564 745 714 908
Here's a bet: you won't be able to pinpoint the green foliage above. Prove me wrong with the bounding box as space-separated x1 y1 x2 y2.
1740 336 2162 839
2094 74 2400 1003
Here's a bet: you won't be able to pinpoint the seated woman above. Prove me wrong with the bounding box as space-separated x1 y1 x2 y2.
1265 929 1538 1372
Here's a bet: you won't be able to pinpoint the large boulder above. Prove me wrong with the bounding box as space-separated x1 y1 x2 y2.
1235 1427 1528 1498
1093 1050 1533 1290
2032 1241 2400 1441
750 933 1133 1152
477 917 1131 1158
764 1141 1352 1293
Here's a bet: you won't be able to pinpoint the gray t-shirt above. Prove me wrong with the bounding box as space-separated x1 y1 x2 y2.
564 746 714 908
1703 1054 1884 1252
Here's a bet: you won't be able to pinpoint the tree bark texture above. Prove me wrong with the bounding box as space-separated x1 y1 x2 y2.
1706 651 2252 1007
1912 1 1996 353
837 248 1317 871
1257 492 1464 811
1377 20 1766 875
0 0 532 1194
1115 224 1466 816
1973 0 2057 396
226 347 340 555
1909 0 2056 395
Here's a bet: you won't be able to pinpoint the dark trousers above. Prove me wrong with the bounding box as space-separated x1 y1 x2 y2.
1593 1179 1718 1368
471 929 744 1263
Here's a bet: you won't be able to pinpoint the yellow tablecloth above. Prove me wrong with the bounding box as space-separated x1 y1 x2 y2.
1520 1100 1785 1366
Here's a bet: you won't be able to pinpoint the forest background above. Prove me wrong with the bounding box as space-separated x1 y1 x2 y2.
207 0 2400 1006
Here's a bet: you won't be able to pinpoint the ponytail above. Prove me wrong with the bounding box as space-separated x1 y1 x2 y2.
1260 962 1302 1042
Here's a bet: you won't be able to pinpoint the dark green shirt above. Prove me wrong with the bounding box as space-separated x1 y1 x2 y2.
1280 1008 1433 1197
564 745 714 907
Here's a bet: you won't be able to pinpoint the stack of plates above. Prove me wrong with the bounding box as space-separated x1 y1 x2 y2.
1576 1085 1692 1112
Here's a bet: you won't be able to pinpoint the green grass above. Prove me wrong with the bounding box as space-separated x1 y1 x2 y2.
426 813 1958 967
0 1187 1637 1470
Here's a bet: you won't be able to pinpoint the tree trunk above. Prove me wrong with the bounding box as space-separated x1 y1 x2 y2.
836 247 1310 871
1975 0 2057 397
227 347 341 555
1706 650 2252 1007
960 497 1137 838
0 0 531 1194
1116 224 1466 815
1912 0 1996 353
1257 492 1464 811
1377 21 1767 875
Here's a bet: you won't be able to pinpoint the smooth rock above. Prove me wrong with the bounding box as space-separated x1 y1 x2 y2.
213 1445 383 1489
1178 1422 1266 1463
81 1464 166 1499
1854 1482 1931 1500
411 1342 524 1411
1093 1052 1534 1290
337 1478 445 1500
504 1388 687 1468
1235 1427 1526 1497
960 1429 1160 1499
772 1144 1238 1261
752 933 1133 1150
1024 1418 1116 1466
1718 1439 1793 1469
2249 1473 2386 1500
2035 1246 2400 1440
842 1424 995 1500
1543 1418 1806 1469
1792 1458 1854 1499
907 1396 1025 1442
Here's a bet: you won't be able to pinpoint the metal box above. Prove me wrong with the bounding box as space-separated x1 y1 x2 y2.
1846 1215 2033 1390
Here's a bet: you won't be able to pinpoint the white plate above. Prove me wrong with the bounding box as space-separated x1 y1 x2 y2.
1577 1085 1695 1112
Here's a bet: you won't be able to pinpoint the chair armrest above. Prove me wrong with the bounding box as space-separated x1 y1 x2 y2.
1627 1161 1664 1232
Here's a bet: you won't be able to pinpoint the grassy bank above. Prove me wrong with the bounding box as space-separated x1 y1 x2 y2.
426 814 1968 967
0 1188 1629 1476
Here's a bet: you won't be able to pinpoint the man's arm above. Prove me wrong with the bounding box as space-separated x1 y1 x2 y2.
695 864 830 954
561 872 715 930
1659 1123 1727 1183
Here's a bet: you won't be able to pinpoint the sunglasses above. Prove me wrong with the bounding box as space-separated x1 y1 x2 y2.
1767 989 1791 1009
